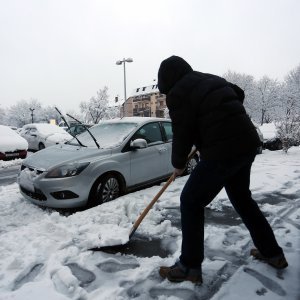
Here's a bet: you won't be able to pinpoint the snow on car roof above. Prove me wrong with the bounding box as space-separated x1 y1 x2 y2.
23 123 69 135
259 122 277 140
0 125 28 152
98 117 170 125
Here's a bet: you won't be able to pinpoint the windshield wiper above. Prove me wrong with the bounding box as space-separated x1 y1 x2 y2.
66 114 100 149
55 107 86 147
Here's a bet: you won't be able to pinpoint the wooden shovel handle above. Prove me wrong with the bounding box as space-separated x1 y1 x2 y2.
129 148 197 239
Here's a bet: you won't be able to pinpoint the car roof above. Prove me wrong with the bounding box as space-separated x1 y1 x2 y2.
97 117 171 125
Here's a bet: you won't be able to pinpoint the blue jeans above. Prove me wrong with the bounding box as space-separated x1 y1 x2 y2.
179 153 283 268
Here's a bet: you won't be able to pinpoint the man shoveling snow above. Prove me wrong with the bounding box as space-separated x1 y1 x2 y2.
156 55 288 284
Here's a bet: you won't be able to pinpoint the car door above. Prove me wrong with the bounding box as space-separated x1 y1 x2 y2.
129 122 169 185
160 121 173 174
23 128 34 150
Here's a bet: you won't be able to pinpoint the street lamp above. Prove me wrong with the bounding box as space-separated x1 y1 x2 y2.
116 58 133 117
29 108 35 123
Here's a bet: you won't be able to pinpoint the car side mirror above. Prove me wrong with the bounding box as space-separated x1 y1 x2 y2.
130 138 147 149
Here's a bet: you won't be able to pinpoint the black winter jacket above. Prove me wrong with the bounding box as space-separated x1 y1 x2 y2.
157 56 261 169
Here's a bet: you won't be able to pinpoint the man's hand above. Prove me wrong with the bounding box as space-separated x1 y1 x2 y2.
172 168 185 180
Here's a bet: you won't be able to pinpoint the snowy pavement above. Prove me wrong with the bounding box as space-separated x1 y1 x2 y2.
0 148 299 299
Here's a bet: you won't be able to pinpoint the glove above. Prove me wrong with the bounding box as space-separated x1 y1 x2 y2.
172 168 185 181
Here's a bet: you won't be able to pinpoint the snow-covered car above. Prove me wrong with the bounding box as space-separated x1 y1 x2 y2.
259 123 283 151
0 125 28 160
20 123 73 151
18 117 199 209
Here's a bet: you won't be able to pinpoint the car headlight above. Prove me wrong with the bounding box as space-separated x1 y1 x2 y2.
45 162 90 178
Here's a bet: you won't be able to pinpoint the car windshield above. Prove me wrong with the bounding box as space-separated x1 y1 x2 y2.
67 122 138 148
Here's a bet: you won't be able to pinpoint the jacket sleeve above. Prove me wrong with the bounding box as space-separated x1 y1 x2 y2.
168 96 195 169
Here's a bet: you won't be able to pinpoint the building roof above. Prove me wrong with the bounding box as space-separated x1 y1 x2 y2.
129 84 159 97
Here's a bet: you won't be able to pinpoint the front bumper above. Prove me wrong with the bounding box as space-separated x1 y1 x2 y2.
18 169 92 208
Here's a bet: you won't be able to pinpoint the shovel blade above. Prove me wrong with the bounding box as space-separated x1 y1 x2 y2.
89 242 131 253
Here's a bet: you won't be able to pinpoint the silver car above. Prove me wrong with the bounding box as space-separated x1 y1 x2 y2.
18 117 199 209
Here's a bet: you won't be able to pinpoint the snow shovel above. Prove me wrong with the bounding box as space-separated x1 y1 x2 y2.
90 148 197 252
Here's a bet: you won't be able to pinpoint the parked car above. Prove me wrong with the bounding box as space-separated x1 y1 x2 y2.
20 123 73 151
0 125 28 160
259 122 283 151
18 117 199 209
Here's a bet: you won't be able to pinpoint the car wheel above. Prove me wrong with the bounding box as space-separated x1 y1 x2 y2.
38 143 45 150
185 154 199 175
92 174 122 206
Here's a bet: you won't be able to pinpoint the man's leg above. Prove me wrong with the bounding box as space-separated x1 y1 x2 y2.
179 160 225 268
224 157 284 258
159 160 225 283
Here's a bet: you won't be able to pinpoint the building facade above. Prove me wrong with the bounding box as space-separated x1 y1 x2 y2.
121 84 167 118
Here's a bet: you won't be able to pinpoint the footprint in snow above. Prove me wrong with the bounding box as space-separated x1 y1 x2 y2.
12 263 43 291
66 263 96 287
97 258 139 273
243 267 286 297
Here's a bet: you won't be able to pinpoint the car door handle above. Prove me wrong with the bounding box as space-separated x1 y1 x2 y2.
158 147 167 153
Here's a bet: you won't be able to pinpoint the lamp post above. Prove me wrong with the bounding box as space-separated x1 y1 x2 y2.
116 58 133 117
29 108 35 123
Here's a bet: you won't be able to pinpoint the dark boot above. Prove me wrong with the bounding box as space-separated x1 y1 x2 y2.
250 248 288 269
159 261 203 284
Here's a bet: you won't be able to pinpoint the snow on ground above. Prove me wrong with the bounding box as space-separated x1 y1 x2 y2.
0 159 23 169
0 148 299 299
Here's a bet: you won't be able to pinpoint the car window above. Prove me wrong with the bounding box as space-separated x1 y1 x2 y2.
24 128 34 134
161 122 173 141
132 122 163 145
68 127 75 135
77 125 86 134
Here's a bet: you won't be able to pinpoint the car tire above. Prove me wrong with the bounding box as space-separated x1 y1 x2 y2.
89 174 122 206
38 143 45 150
184 154 199 175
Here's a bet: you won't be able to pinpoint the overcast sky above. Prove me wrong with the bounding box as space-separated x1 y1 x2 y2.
1 0 300 112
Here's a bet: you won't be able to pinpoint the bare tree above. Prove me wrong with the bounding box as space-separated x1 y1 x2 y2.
7 99 42 127
0 105 8 125
105 105 121 120
256 76 280 125
39 106 61 124
223 71 258 121
80 86 110 124
276 65 300 152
